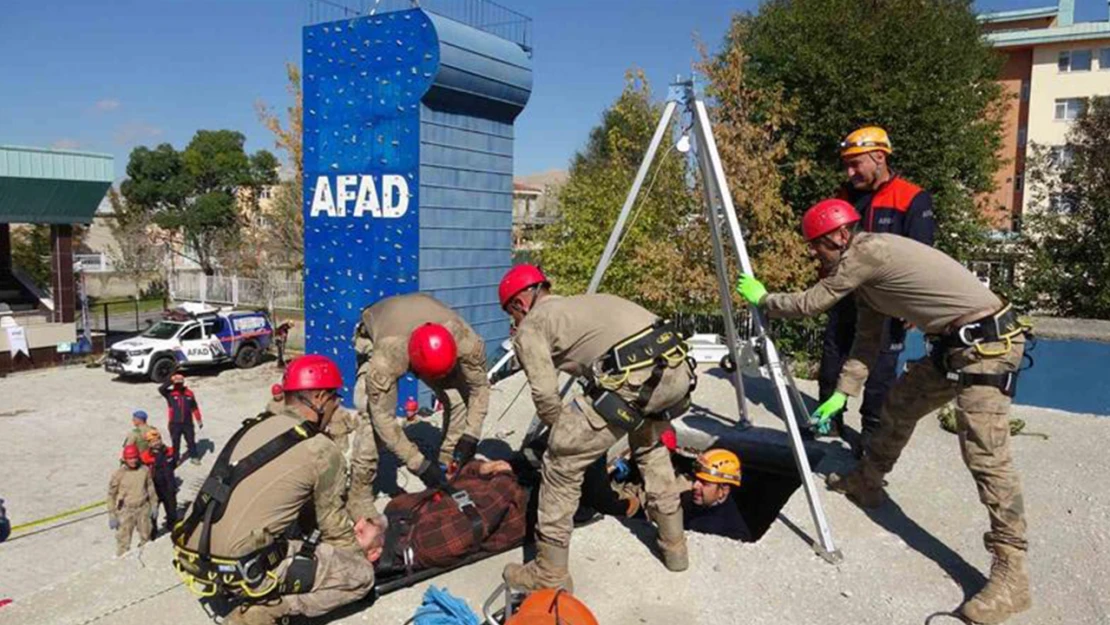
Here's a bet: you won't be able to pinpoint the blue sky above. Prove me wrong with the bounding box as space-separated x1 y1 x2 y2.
1 0 1107 179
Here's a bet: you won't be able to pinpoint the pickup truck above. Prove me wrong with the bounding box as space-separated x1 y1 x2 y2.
105 304 273 383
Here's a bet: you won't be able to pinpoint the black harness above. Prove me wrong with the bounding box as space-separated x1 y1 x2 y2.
171 413 321 598
583 320 694 432
926 305 1033 397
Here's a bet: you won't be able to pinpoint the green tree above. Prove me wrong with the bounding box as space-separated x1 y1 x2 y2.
537 72 714 314
119 130 278 275
734 0 1006 259
10 225 52 288
1018 96 1110 318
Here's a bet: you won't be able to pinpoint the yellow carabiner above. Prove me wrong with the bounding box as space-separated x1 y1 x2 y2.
974 337 1012 358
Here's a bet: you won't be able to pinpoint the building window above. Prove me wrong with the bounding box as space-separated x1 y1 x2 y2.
1050 146 1074 169
1054 98 1085 121
1058 49 1092 72
1101 48 1110 70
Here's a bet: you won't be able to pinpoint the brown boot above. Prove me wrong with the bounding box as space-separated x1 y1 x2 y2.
826 462 886 509
503 541 574 593
959 543 1031 624
654 510 689 572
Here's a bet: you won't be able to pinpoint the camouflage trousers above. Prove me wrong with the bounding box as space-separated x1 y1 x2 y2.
865 335 1028 551
228 541 376 625
537 364 692 547
346 419 381 523
115 505 151 556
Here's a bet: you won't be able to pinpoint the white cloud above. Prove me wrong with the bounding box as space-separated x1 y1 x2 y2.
95 98 121 112
51 138 81 150
114 122 163 145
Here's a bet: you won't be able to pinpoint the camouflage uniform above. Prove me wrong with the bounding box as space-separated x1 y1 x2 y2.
123 423 157 453
350 294 489 499
762 232 1029 620
107 464 155 556
509 293 694 590
180 406 375 625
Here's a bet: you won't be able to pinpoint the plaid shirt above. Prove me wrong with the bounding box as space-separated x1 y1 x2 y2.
384 463 527 569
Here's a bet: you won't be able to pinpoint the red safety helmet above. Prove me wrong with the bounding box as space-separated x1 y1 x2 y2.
271 383 284 398
408 323 457 380
498 264 549 310
122 444 140 461
282 354 344 392
404 397 420 414
801 199 861 242
506 589 599 625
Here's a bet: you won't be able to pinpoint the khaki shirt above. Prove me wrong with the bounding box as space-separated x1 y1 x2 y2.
123 424 156 452
326 407 359 453
107 465 154 514
182 407 357 558
762 233 1002 396
513 294 658 425
357 294 489 431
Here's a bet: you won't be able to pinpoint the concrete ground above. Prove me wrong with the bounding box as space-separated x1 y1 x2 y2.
1 361 1107 624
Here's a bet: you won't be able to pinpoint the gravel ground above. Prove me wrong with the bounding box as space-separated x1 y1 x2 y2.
0 362 1107 624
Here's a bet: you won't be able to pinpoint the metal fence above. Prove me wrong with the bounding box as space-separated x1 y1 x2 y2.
170 273 305 311
306 0 532 52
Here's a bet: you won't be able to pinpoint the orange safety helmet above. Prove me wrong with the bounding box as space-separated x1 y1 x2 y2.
506 589 599 625
498 264 549 310
695 449 742 487
801 199 861 242
144 429 163 444
408 323 458 380
839 126 892 158
282 354 344 392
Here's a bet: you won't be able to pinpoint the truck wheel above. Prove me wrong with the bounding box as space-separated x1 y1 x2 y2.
235 344 260 369
150 356 177 383
719 353 736 373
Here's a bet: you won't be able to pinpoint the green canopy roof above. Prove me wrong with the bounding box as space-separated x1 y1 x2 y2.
0 145 114 224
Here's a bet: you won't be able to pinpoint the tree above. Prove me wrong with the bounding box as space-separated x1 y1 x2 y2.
699 17 812 293
734 0 1006 260
105 188 165 296
119 130 278 275
10 225 53 288
537 72 716 314
256 63 305 265
1017 96 1110 318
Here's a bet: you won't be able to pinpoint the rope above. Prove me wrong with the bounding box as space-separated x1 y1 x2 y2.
9 500 106 533
610 146 674 267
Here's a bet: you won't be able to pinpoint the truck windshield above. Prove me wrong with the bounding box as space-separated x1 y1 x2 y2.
142 321 184 340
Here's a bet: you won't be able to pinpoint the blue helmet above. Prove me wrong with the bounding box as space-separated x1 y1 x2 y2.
132 410 148 421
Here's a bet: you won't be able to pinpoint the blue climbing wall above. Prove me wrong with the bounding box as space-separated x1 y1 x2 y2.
303 8 532 410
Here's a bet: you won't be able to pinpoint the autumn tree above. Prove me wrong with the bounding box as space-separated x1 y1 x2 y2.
255 62 305 268
699 17 811 293
1017 96 1110 318
537 72 717 314
106 188 166 296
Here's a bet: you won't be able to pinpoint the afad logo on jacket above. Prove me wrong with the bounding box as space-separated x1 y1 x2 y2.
309 174 410 219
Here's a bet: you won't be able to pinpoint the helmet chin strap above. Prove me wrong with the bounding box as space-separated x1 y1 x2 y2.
296 393 328 422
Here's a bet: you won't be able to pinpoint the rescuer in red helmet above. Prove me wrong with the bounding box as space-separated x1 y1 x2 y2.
172 354 384 625
348 293 490 511
736 199 1032 624
107 443 155 556
497 264 696 593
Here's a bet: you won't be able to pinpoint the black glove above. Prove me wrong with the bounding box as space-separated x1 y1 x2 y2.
416 459 447 490
453 435 479 468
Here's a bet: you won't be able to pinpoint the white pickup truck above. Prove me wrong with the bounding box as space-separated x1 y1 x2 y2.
105 304 273 383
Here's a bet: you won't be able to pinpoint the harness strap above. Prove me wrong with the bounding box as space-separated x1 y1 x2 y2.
443 485 485 548
600 320 686 374
947 371 1019 397
173 413 319 562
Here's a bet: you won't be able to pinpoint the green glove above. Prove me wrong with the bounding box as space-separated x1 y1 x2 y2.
735 274 768 306
811 392 848 435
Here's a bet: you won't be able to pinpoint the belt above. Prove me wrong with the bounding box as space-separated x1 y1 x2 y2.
597 320 686 378
945 304 1026 347
173 539 286 599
